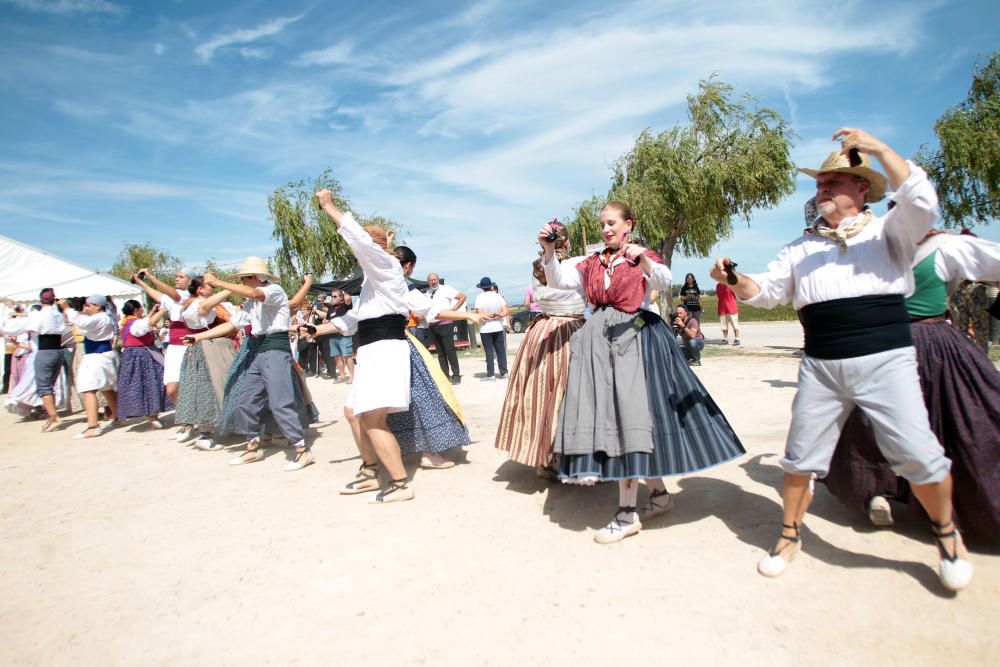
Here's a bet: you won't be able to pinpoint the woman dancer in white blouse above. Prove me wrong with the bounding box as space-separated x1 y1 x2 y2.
314 190 481 502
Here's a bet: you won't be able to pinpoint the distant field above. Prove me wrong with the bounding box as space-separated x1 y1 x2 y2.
680 295 798 323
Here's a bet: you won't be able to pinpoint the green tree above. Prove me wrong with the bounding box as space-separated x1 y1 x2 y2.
108 241 182 282
269 169 403 293
190 259 242 304
563 195 605 255
609 77 797 268
916 51 1000 227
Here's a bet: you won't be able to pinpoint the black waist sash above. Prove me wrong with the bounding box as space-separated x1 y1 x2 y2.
799 294 912 360
253 331 291 353
37 334 63 350
358 314 406 348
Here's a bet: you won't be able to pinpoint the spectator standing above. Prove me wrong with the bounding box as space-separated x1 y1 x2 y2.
474 277 509 381
673 305 705 365
524 284 542 324
295 303 320 375
679 273 702 319
716 282 741 345
426 273 466 384
326 289 355 383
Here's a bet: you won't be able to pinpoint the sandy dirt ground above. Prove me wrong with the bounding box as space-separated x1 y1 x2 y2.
1 322 997 666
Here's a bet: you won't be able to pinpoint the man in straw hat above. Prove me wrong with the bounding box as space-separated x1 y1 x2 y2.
710 127 974 592
202 258 314 472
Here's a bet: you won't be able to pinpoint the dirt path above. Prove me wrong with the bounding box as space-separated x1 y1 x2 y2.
1 328 996 666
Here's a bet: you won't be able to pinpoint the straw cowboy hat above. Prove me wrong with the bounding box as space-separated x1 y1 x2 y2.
799 151 887 203
233 256 279 282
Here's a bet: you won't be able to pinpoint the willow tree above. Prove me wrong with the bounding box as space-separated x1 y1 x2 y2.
916 51 1000 227
563 195 605 254
270 169 352 293
610 77 797 269
109 241 182 282
269 169 403 294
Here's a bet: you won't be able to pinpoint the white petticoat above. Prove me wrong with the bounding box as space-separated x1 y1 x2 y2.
163 344 186 384
77 351 118 392
344 339 410 415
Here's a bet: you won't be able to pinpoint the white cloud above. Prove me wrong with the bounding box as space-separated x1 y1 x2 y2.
238 46 270 60
4 0 125 16
294 41 354 67
195 14 303 62
153 43 167 56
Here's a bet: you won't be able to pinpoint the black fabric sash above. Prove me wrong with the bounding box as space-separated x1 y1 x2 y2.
254 331 292 354
799 294 912 360
37 334 62 350
358 314 407 348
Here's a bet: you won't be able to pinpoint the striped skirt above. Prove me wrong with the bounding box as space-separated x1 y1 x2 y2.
824 320 1000 542
495 314 583 466
557 310 745 481
117 346 172 419
387 334 471 455
175 338 237 431
219 336 318 436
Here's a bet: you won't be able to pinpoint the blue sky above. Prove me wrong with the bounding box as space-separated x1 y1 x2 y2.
1 0 998 303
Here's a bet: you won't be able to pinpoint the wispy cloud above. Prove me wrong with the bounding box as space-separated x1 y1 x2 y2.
4 0 125 16
294 41 354 67
195 13 303 62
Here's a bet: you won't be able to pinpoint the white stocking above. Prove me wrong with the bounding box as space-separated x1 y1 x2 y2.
618 479 639 517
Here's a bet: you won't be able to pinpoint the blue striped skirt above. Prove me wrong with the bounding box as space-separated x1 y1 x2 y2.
557 310 745 481
387 338 471 455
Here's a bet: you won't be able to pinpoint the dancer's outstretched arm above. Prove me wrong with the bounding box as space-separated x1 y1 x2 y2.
137 269 181 302
197 289 233 316
190 321 238 342
132 274 169 304
203 273 265 301
288 274 314 310
709 258 761 300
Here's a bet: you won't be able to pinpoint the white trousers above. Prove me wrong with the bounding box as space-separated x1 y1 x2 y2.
783 346 949 485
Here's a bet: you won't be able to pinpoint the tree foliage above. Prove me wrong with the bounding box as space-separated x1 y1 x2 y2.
563 195 605 255
608 77 797 267
915 51 1000 227
109 241 182 283
270 168 402 294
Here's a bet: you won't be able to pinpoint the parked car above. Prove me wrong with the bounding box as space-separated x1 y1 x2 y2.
509 308 539 333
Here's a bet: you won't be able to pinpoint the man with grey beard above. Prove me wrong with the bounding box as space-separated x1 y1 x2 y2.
711 127 974 593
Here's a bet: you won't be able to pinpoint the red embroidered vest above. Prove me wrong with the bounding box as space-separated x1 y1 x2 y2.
580 249 663 313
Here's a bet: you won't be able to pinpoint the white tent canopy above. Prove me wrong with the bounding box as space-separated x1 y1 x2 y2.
0 234 142 308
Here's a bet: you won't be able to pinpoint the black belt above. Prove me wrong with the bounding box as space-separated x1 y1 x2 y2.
799 294 912 360
37 334 63 350
358 314 406 348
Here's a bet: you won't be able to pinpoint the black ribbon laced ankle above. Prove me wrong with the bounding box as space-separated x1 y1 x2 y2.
643 490 670 512
607 506 637 534
374 478 409 503
769 523 801 557
931 521 960 562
